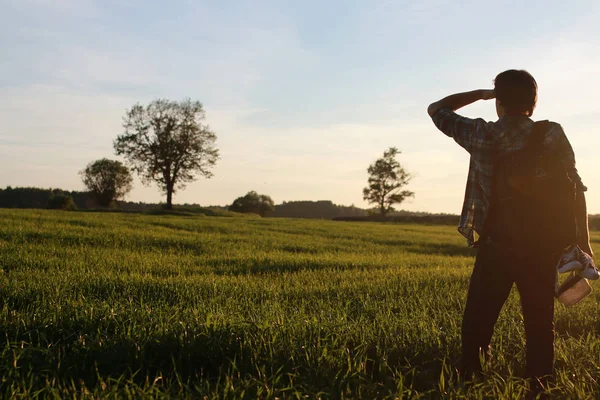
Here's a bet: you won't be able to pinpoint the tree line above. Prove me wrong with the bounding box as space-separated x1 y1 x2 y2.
0 187 370 219
69 97 416 216
3 186 599 229
2 95 414 217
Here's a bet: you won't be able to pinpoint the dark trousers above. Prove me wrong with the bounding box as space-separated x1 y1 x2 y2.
461 238 556 379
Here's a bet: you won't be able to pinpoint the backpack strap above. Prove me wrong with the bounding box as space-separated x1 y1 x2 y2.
528 120 550 150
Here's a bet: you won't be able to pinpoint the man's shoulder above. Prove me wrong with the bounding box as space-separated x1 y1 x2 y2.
539 120 563 131
539 120 567 143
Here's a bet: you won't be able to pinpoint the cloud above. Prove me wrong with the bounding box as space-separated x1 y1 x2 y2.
1 0 599 214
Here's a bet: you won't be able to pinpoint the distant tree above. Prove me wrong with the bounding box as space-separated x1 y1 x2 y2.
229 191 275 217
114 99 219 209
80 158 133 207
363 147 414 216
48 193 76 210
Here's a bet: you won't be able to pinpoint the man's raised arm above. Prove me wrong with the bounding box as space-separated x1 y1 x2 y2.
427 89 495 117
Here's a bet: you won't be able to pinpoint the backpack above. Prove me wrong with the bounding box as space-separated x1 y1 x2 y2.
485 121 578 252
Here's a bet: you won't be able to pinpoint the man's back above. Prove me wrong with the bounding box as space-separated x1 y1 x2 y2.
486 120 579 252
431 107 583 247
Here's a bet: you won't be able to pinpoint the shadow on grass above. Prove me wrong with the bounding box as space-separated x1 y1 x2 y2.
0 322 458 398
372 238 477 258
71 206 240 218
146 221 238 235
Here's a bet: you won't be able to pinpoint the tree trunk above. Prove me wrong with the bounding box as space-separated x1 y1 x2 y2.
165 187 173 210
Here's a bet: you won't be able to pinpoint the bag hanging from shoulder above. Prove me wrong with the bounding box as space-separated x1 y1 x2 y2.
487 121 578 251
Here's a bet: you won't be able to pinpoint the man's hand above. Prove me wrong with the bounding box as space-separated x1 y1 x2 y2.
427 89 495 117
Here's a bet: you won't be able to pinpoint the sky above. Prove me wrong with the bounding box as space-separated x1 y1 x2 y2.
1 0 599 213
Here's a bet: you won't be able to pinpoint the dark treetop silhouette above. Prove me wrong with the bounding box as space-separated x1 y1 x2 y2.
80 158 133 207
229 191 275 217
362 147 414 216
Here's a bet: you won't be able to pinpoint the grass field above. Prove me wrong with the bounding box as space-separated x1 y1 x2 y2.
0 209 598 399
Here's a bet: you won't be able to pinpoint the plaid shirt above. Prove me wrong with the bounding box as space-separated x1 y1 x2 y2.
431 108 586 246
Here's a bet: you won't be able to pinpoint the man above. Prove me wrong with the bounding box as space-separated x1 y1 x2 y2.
427 70 593 389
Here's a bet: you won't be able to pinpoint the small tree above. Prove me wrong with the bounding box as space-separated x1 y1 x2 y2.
80 158 133 207
114 98 219 209
363 147 414 216
229 191 275 217
48 193 76 210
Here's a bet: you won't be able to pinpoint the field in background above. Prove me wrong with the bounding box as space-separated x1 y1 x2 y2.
0 209 598 399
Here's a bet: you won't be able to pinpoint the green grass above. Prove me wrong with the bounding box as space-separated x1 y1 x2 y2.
0 209 598 399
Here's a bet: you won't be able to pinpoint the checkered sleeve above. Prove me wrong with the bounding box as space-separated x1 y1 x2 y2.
431 108 495 154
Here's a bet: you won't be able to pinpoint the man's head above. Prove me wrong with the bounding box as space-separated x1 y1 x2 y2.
494 69 537 117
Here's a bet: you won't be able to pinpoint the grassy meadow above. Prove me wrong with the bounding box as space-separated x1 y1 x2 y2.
0 209 598 399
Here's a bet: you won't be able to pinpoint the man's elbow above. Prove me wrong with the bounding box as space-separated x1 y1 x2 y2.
427 102 439 118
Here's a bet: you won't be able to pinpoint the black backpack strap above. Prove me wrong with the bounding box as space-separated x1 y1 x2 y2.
528 120 550 150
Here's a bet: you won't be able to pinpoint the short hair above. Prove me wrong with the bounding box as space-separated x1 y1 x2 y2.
494 70 538 116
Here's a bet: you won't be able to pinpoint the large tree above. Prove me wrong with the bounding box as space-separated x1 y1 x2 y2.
229 191 275 217
114 99 218 209
80 158 133 207
363 147 414 216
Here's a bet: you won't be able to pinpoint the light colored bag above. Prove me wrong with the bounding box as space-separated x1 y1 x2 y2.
556 272 592 306
554 244 597 306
